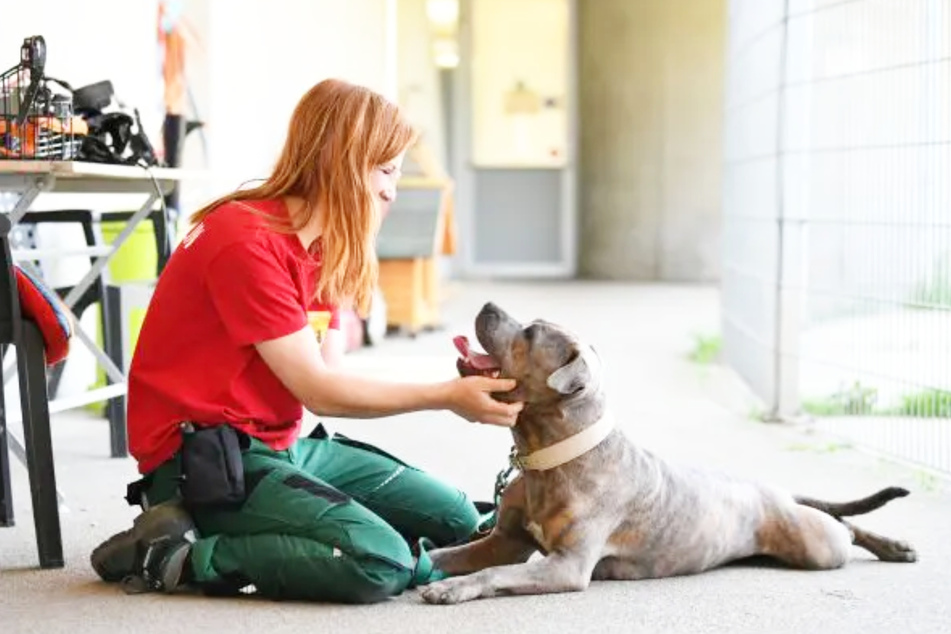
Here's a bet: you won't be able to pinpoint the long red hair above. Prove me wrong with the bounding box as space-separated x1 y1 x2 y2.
190 78 417 316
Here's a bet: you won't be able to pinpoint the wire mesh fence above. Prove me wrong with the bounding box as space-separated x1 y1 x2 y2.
722 0 951 476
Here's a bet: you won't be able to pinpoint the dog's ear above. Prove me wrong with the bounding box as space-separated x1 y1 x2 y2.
547 345 600 395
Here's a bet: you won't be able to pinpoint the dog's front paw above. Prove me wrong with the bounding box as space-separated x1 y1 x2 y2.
419 578 479 605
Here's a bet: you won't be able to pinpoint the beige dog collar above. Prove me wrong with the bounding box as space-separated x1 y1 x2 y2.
510 412 616 471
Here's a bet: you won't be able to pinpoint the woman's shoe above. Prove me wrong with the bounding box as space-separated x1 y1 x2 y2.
90 501 197 586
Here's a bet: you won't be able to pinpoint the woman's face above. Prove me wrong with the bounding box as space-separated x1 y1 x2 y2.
372 151 405 219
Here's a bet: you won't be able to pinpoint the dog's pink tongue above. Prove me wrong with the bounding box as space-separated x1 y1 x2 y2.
453 335 471 358
453 335 498 370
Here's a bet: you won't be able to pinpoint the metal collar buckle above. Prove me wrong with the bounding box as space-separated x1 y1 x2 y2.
508 446 526 471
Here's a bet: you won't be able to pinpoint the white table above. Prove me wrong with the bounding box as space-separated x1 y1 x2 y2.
0 160 204 568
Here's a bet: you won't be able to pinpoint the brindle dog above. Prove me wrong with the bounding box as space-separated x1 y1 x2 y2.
420 302 916 605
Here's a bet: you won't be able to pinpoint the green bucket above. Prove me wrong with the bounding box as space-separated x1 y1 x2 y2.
100 219 158 282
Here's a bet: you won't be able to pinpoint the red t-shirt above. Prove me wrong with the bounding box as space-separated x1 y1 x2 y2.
127 199 338 474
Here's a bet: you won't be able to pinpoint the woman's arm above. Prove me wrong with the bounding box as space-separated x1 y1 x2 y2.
256 326 521 426
320 328 347 368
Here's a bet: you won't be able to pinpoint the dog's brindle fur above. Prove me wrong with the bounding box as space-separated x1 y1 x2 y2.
420 302 916 605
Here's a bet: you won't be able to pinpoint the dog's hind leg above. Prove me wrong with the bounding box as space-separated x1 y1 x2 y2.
794 487 908 517
757 506 854 570
843 520 917 563
792 488 916 563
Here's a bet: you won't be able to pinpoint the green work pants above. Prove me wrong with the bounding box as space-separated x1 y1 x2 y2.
142 425 480 603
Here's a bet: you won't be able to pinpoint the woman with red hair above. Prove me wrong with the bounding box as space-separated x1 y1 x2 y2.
90 79 521 603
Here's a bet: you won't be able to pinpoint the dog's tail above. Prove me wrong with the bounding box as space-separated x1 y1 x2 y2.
794 486 909 518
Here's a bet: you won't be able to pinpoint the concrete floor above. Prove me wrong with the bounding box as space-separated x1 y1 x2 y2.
2 281 949 634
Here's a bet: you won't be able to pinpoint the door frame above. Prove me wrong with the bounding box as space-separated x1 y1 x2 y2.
450 0 579 279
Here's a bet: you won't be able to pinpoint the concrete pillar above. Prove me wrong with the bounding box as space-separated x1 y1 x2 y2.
578 0 726 282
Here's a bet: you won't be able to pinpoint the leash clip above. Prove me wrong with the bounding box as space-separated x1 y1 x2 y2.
506 446 526 472
472 447 520 538
495 447 520 501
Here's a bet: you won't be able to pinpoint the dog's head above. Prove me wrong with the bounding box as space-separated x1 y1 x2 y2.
454 302 602 405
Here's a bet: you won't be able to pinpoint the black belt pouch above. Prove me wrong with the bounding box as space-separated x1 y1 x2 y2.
178 422 249 508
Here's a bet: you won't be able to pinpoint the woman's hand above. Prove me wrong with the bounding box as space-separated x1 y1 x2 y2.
257 326 523 424
441 376 523 427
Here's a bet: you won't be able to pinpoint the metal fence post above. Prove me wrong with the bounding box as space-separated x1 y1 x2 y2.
770 0 802 422
774 216 804 420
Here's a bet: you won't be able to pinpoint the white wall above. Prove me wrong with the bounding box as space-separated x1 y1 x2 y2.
396 0 448 173
198 0 392 202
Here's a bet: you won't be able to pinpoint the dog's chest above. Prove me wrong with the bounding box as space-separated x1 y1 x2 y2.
522 485 574 553
524 520 549 550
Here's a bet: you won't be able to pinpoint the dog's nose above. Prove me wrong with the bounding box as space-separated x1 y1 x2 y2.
479 302 502 320
477 302 501 328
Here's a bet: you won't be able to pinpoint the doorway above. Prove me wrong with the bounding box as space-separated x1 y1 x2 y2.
451 0 578 278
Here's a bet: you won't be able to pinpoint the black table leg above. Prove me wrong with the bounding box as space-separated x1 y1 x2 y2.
0 370 14 527
18 319 64 568
103 285 127 458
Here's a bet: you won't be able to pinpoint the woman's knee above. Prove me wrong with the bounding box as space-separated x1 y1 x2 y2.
416 490 484 546
427 493 482 545
323 509 417 602
401 493 482 547
345 554 414 604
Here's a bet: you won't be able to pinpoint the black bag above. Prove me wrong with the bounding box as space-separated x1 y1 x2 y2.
178 422 249 508
70 80 161 167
